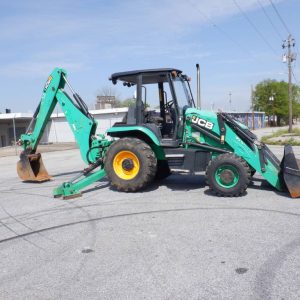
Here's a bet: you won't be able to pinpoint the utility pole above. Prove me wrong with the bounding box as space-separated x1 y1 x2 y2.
282 34 296 133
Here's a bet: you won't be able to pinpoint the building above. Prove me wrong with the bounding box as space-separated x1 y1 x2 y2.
228 112 265 130
0 113 32 147
45 108 127 143
95 96 116 109
0 108 128 147
0 109 265 148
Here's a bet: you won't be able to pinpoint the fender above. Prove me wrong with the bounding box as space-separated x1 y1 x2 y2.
107 125 161 146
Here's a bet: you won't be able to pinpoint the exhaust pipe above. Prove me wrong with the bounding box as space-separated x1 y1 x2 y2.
281 145 300 198
196 63 201 109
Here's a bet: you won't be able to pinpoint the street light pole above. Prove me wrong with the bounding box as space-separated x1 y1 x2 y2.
269 92 275 126
251 85 255 130
12 114 17 155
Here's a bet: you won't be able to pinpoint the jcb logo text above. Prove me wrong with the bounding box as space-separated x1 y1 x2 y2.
191 116 214 130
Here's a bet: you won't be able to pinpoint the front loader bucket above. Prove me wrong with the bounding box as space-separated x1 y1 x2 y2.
17 152 51 182
281 145 300 198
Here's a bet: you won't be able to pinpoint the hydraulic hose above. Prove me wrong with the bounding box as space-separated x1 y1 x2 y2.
86 146 104 164
62 74 94 121
26 101 41 134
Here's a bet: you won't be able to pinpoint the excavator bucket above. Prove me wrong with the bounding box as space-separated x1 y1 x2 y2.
17 152 51 182
281 145 300 198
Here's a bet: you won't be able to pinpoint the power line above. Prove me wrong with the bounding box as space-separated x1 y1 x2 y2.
188 0 295 85
268 0 300 86
290 50 298 84
257 0 283 41
292 69 299 84
296 44 300 61
232 0 278 56
186 0 253 58
268 0 291 34
268 0 300 59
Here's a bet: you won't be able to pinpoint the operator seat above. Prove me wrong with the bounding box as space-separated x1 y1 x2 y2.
126 104 137 125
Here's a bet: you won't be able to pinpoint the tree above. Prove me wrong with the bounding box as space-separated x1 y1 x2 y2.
292 84 300 120
120 98 136 107
119 98 150 108
253 80 300 126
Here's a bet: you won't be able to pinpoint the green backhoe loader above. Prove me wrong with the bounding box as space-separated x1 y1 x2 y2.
17 68 300 199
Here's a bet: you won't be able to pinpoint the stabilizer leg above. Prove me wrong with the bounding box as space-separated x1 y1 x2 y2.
53 168 106 200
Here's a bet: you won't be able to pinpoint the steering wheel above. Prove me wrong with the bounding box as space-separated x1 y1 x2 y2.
164 100 174 110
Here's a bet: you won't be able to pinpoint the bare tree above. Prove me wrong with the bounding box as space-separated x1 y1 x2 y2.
97 86 119 98
95 86 122 108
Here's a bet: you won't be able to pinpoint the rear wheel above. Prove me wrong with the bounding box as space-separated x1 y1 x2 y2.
104 138 157 192
206 153 251 197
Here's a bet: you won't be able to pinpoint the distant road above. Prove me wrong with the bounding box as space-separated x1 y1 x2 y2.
253 123 300 140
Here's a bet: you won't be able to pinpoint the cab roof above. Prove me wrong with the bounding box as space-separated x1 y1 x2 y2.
110 68 182 85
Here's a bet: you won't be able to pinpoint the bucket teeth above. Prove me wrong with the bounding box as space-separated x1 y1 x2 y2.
281 145 300 198
17 152 51 182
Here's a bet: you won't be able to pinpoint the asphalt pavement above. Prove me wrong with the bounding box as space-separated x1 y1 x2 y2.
0 147 300 300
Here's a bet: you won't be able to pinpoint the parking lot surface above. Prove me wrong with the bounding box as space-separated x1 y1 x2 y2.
0 147 300 300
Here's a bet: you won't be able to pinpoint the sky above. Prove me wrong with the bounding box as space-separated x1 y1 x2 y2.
0 0 299 113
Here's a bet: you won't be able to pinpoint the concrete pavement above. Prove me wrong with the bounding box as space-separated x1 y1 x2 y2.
252 123 300 140
0 147 299 299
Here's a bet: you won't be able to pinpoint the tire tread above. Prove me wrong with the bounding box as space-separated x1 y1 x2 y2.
104 138 157 192
205 153 251 197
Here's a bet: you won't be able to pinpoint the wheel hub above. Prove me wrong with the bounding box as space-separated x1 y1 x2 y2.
113 150 140 180
215 165 239 188
122 159 134 171
219 169 235 185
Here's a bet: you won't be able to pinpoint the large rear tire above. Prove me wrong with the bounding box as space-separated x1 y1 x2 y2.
104 138 157 192
205 153 251 197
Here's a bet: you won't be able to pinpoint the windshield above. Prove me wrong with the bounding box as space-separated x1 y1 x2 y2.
186 80 195 107
172 77 194 116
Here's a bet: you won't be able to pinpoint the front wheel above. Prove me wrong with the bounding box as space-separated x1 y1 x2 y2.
104 138 157 192
205 153 251 197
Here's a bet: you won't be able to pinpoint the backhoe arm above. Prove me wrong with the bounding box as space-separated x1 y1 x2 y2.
17 68 106 185
20 68 66 153
17 67 111 199
19 68 97 164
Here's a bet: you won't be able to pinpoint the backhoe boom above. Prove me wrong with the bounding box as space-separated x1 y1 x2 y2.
19 68 97 164
17 68 111 198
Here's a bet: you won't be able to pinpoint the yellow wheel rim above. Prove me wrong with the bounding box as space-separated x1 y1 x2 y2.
113 150 140 180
